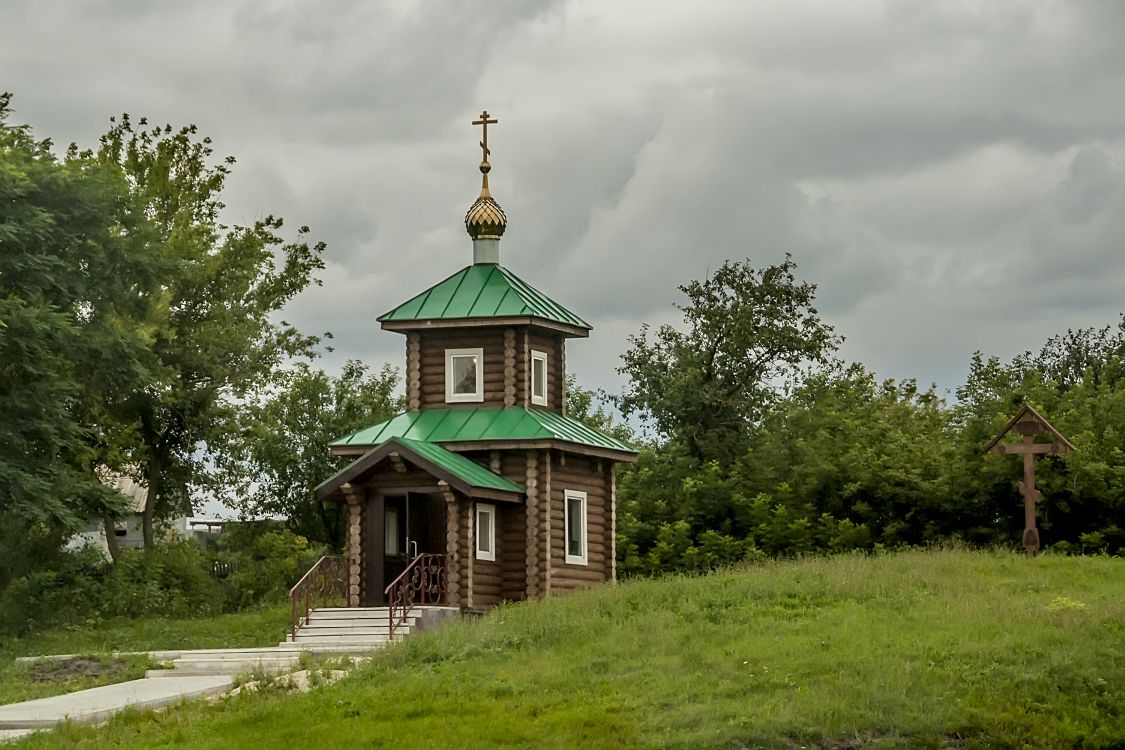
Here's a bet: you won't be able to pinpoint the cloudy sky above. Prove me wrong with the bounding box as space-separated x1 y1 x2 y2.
4 0 1125 401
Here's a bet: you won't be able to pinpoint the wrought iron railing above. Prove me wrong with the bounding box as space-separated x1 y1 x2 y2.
384 553 447 639
288 555 346 641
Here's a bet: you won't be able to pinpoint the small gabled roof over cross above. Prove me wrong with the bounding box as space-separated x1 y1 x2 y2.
983 404 1076 455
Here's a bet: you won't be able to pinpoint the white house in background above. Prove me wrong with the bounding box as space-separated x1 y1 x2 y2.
68 475 190 559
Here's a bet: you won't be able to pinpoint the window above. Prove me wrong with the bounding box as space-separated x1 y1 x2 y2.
445 348 484 403
531 350 548 406
384 508 399 556
476 503 496 561
564 490 587 565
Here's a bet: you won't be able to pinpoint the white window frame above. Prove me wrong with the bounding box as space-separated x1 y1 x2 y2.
564 490 588 566
445 347 484 403
530 350 548 407
475 503 496 561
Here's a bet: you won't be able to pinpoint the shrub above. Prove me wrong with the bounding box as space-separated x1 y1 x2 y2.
0 523 327 639
225 529 321 607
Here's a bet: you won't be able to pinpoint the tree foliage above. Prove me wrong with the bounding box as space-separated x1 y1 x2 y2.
564 374 636 446
617 262 1125 574
618 256 839 461
0 93 161 530
93 115 327 547
212 360 403 548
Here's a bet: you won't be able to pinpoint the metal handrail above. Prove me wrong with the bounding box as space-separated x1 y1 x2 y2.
384 553 447 639
289 555 346 642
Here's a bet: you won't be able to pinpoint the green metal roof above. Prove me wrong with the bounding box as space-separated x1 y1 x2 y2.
330 407 636 456
391 437 524 494
378 264 591 331
315 436 524 501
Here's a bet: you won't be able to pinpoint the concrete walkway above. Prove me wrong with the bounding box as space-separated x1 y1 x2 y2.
0 605 452 741
0 675 232 731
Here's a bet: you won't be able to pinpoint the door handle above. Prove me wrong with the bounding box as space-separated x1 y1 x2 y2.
409 540 418 559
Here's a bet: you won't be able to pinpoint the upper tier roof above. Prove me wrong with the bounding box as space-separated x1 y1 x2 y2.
330 406 636 460
378 264 591 334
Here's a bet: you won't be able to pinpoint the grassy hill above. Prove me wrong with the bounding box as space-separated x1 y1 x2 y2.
22 549 1124 749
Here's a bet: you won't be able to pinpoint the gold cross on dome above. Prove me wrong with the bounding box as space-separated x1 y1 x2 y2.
472 110 497 163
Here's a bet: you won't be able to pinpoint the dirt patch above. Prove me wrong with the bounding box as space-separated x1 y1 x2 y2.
774 730 970 749
25 657 135 683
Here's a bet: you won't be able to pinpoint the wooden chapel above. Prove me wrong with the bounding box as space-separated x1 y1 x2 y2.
316 112 637 612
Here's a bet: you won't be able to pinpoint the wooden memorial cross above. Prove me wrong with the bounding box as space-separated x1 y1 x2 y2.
984 405 1075 556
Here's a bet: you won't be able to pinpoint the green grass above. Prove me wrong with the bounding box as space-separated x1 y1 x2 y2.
0 604 289 706
2 604 289 659
14 550 1125 749
0 654 158 706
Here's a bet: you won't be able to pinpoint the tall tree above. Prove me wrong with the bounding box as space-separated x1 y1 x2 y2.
1013 316 1125 392
0 93 161 532
96 116 326 547
565 374 636 446
618 255 839 461
213 361 402 548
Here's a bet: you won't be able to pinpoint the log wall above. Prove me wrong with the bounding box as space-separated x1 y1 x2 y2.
343 486 364 607
498 501 527 602
527 332 565 411
413 327 566 413
418 328 507 408
472 500 503 608
549 453 611 591
443 485 461 608
341 444 619 610
357 463 440 492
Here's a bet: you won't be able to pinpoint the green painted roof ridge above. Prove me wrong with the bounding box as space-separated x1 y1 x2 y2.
378 263 590 329
499 267 569 320
498 266 590 328
528 407 634 452
377 266 468 322
482 265 519 316
437 265 473 318
464 264 500 317
331 407 636 454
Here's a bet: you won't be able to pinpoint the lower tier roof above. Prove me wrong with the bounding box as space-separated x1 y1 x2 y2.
330 406 636 460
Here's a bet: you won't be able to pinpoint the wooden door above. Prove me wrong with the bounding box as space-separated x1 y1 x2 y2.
406 492 447 556
382 495 408 599
364 492 447 606
361 494 386 606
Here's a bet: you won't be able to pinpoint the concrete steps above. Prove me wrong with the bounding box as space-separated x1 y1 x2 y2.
147 648 302 678
307 607 405 620
281 606 416 649
139 606 460 677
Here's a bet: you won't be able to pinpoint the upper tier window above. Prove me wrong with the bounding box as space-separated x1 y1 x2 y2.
531 350 548 406
446 348 484 403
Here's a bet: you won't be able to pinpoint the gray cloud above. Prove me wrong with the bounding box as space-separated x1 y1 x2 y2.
4 0 1125 406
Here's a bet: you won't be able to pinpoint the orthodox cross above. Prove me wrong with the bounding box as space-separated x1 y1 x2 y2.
472 110 497 165
984 404 1075 556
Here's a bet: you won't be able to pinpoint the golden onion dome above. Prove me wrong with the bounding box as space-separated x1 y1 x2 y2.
465 160 507 240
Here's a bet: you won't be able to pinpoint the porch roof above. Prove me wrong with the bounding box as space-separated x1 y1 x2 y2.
329 406 637 459
316 436 525 502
